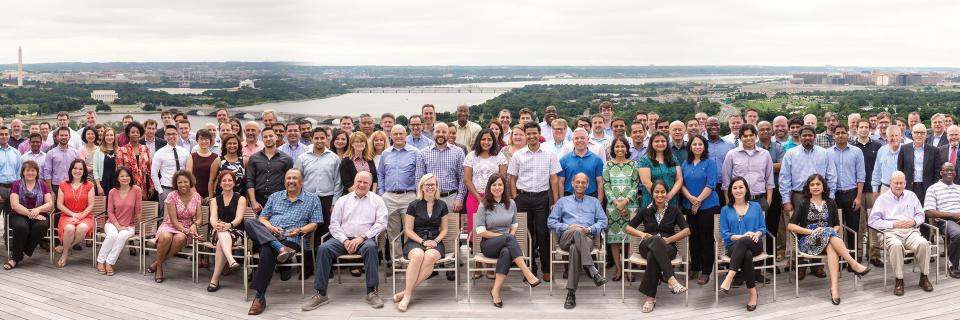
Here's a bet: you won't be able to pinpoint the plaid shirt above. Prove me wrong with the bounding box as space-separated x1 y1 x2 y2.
815 131 835 149
415 144 466 202
260 190 323 243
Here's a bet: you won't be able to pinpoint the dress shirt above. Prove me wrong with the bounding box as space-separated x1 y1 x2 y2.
378 144 419 194
542 139 572 158
758 140 785 185
912 145 925 183
830 144 865 191
18 141 49 155
149 145 189 193
721 147 774 195
246 150 294 199
871 145 900 192
681 158 720 210
329 191 388 243
721 133 739 147
589 133 611 145
868 190 924 231
815 132 835 148
452 121 482 152
45 128 82 151
779 145 837 204
20 150 45 174
707 138 734 180
547 194 608 236
280 142 309 161
540 122 572 141
260 190 323 243
42 145 79 185
177 137 197 152
507 146 561 192
8 136 25 150
241 140 264 164
415 144 466 201
0 145 21 183
558 150 604 195
405 135 434 150
629 141 648 163
295 149 342 198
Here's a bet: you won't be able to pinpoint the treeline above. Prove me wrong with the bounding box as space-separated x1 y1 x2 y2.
0 85 97 117
744 89 960 123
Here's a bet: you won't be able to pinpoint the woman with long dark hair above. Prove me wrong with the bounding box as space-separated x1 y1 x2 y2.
95 166 142 275
718 177 764 311
680 135 721 285
56 159 96 268
603 136 639 280
638 132 682 208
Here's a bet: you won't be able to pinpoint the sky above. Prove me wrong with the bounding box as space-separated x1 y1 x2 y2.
3 0 960 67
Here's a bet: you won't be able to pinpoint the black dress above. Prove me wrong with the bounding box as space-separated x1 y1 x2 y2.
209 192 245 246
402 199 449 257
101 150 116 200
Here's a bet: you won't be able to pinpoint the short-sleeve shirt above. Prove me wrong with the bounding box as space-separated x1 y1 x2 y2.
464 151 507 191
11 180 51 210
507 146 561 192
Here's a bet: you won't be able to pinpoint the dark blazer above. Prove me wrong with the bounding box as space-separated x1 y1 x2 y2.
927 132 949 148
789 197 840 228
897 142 939 192
936 144 960 184
140 136 167 150
339 158 378 192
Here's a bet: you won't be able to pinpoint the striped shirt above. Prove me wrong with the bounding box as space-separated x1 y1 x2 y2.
924 181 960 213
415 144 466 201
260 190 324 243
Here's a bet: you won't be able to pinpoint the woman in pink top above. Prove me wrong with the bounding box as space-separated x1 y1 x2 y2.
149 170 202 283
56 159 96 268
95 167 143 276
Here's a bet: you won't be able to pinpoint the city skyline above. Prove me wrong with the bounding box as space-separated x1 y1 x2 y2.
3 0 960 67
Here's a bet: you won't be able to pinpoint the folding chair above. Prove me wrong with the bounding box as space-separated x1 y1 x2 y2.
466 212 532 302
869 222 940 289
244 218 310 300
621 226 690 305
549 230 606 296
788 208 859 297
714 214 776 304
391 214 462 300
141 204 198 282
91 197 151 272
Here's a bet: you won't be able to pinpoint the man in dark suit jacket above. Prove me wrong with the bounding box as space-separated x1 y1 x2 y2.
935 125 960 184
899 124 939 203
927 115 949 148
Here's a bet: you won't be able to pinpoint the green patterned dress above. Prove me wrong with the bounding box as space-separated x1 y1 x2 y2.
603 160 640 243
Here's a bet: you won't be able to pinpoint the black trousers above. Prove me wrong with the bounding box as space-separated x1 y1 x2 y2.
637 236 678 298
480 234 524 275
516 191 550 273
244 218 301 292
766 190 782 255
835 189 859 250
728 237 763 289
684 206 718 275
8 213 49 262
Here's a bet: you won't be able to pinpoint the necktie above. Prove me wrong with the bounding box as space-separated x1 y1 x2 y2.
173 147 181 171
951 146 957 165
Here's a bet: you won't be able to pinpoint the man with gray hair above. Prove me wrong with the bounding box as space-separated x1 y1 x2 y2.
936 125 960 184
928 113 948 148
379 124 420 267
868 170 932 296
897 123 938 204
846 113 861 142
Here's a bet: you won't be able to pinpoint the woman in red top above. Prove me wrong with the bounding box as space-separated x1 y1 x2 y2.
56 159 96 268
116 121 153 200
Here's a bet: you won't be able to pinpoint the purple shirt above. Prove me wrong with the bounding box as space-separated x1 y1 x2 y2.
721 146 774 196
329 191 388 243
42 145 79 185
868 189 924 230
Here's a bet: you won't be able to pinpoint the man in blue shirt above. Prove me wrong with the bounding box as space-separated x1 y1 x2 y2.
378 125 420 257
547 173 608 310
629 121 648 163
706 117 734 205
829 124 865 252
0 126 22 219
558 129 605 200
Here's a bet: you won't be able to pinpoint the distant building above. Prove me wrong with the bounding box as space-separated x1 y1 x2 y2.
239 79 255 88
792 73 827 84
874 74 891 86
91 90 118 103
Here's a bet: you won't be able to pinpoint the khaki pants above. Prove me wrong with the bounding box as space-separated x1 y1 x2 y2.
382 192 416 252
883 228 930 278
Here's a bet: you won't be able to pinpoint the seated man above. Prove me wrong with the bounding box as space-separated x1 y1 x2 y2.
547 172 608 310
244 169 322 315
303 171 388 311
868 170 933 296
923 162 960 279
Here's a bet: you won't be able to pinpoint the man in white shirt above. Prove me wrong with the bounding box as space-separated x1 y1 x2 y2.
150 125 189 212
542 118 572 156
45 112 82 150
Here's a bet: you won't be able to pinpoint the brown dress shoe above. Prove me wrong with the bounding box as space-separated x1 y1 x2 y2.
797 268 806 281
894 278 905 296
248 298 266 315
919 275 934 292
813 266 827 278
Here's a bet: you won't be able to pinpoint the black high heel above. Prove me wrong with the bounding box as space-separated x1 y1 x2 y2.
523 277 542 288
490 292 503 308
853 266 871 279
746 290 758 311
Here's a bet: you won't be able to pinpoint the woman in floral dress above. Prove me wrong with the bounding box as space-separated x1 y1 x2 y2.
603 137 639 281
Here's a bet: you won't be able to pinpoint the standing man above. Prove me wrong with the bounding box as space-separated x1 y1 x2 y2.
686 117 702 142
142 119 165 155
906 112 921 140
829 124 865 251
744 108 760 126
498 109 513 145
247 128 294 213
295 127 342 239
242 121 264 164
421 104 437 140
780 125 838 217
261 110 278 134
874 112 892 144
452 105 482 152
928 114 948 148
405 115 434 150
772 116 791 145
378 125 420 264
84 109 97 128
757 120 786 258
668 120 688 164
936 125 960 184
176 120 197 151
722 114 743 147
602 118 628 159
706 117 734 204
868 171 932 296
358 113 375 137
851 119 882 256
0 126 21 219
215 108 229 125
543 118 572 156
8 119 25 150
518 108 535 127
299 120 313 146
599 101 615 136
721 124 775 254
45 112 82 150
547 173 608 309
558 129 605 201
589 114 610 145
380 113 396 132
646 112 660 135
149 125 188 208
339 116 354 134
280 122 308 160
20 133 46 174
540 105 569 141
508 122 561 281
629 121 648 163
783 117 804 150
898 123 938 204
815 112 839 148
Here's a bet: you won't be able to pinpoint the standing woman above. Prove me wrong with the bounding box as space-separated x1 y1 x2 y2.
331 130 349 157
787 174 870 305
624 180 691 313
93 127 118 198
638 132 683 208
150 170 202 283
206 171 247 292
394 173 449 312
500 124 527 163
718 177 765 312
680 135 720 285
116 122 153 200
4 161 53 270
339 131 378 193
603 136 639 280
186 129 219 201
55 159 96 268
79 126 99 176
475 174 541 308
95 166 142 275
218 133 246 195
464 129 507 239
487 121 504 147
369 130 388 171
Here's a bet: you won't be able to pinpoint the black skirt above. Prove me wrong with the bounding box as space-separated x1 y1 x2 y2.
403 239 446 259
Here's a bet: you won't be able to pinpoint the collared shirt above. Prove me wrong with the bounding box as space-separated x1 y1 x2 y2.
260 190 323 243
871 145 901 192
149 145 189 193
779 145 837 203
851 137 882 190
815 131 835 149
669 139 688 164
830 144 866 191
280 142 309 161
589 132 611 145
930 132 944 147
177 137 197 152
707 138 734 180
241 140 264 164
721 147 774 195
8 136 25 150
295 148 342 198
868 190 924 231
542 139 572 157
681 158 720 210
547 195 608 236
912 144 925 182
329 191 388 243
19 141 49 155
452 121 483 152
378 144 419 194
758 140 785 185
42 145 79 185
45 128 83 151
246 149 294 199
924 181 960 213
507 146 561 192
629 141 647 163
558 150 604 195
0 145 22 183
405 135 434 150
415 144 466 201
783 138 799 150
21 150 46 174
721 133 739 147
540 122 572 141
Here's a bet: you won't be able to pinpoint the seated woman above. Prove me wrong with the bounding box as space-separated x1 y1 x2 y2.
718 177 764 312
206 171 247 292
4 160 53 270
394 173 449 312
475 174 541 308
787 174 870 305
56 159 96 268
624 180 691 313
149 170 202 283
95 166 142 275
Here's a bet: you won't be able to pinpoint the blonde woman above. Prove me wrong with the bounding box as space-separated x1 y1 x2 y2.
339 132 378 193
501 124 527 163
369 131 389 171
92 127 118 197
393 173 449 312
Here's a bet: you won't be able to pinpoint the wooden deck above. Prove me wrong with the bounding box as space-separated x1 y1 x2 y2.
0 243 956 319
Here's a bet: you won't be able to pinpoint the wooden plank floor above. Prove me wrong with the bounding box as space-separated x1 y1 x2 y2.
0 243 956 319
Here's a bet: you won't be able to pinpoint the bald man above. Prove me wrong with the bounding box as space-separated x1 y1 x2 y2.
868 171 932 296
547 173 608 309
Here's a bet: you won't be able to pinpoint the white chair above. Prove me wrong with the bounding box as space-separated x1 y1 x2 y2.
4 208 56 264
87 195 107 267
788 208 859 297
620 227 690 305
91 199 157 273
713 214 776 304
391 214 462 300
465 212 532 302
549 230 606 296
141 204 198 283
244 217 310 300
867 212 940 290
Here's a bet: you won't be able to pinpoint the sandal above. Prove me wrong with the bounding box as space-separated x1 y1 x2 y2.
642 300 656 313
485 271 496 280
55 256 67 268
229 262 242 273
671 283 688 294
3 260 16 270
146 264 157 274
96 263 107 275
105 265 115 276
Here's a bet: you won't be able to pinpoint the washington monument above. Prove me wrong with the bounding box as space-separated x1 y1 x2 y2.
17 46 23 87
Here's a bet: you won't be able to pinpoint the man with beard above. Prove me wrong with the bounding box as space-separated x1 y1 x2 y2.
452 105 482 152
815 112 840 148
247 128 294 213
508 122 561 281
772 116 791 145
404 115 434 150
